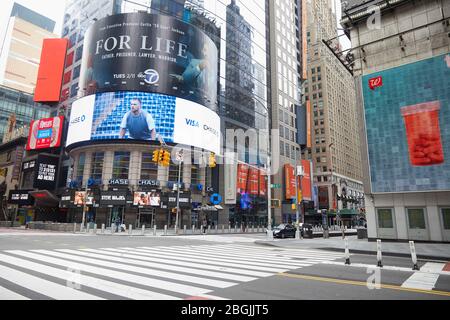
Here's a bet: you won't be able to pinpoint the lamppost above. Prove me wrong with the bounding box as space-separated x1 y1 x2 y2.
294 147 304 239
266 156 273 240
174 149 184 233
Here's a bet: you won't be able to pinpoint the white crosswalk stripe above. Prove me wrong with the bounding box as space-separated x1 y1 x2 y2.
0 244 343 300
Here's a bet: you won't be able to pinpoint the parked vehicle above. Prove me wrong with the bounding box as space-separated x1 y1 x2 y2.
273 224 296 238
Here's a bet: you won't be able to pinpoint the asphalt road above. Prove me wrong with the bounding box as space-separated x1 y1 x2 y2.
0 230 448 301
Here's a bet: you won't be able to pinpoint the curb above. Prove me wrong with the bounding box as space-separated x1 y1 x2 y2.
254 241 450 261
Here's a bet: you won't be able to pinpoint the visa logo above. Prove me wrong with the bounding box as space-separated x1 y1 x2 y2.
185 118 199 127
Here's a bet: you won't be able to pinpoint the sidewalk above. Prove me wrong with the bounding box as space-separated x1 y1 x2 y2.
255 236 450 261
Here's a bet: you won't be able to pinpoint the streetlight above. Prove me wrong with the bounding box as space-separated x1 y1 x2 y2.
174 149 184 234
294 147 304 239
266 156 273 240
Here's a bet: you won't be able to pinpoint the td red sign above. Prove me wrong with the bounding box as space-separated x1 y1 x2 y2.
369 76 382 90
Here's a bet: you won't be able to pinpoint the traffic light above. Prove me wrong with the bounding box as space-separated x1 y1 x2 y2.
0 168 6 177
208 152 216 168
152 149 160 163
158 148 165 163
161 150 171 167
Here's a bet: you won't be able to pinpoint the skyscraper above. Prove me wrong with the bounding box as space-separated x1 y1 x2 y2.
0 3 57 94
302 0 364 224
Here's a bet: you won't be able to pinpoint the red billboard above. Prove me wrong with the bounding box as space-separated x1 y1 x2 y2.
284 164 296 199
299 160 312 201
26 116 64 150
259 169 267 197
34 38 68 102
237 164 249 194
247 167 259 195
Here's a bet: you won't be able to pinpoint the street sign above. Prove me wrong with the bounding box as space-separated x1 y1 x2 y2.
271 184 281 188
210 193 222 205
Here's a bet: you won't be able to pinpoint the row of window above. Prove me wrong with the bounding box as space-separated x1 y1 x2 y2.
377 208 450 230
75 151 204 185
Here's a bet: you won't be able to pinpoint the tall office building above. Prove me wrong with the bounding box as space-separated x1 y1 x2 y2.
267 0 308 225
0 3 57 94
302 0 364 224
341 0 450 242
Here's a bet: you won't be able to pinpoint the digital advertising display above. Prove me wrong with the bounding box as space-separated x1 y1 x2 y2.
362 53 450 193
79 12 218 109
66 91 220 153
26 116 64 150
133 191 161 207
33 154 59 190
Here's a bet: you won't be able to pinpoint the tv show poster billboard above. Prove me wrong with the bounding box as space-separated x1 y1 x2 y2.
362 53 450 193
26 116 64 150
66 91 220 154
133 191 161 207
79 12 218 109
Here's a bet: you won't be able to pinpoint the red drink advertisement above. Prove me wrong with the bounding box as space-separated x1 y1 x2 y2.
247 167 259 195
401 101 444 166
284 164 296 199
26 116 64 150
259 168 267 197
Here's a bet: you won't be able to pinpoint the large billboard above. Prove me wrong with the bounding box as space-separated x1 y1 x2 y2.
79 12 218 109
33 154 59 190
66 91 220 153
34 38 68 102
362 54 450 192
26 116 64 150
299 160 312 201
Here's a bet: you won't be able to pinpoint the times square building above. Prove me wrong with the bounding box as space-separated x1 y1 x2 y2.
62 1 271 230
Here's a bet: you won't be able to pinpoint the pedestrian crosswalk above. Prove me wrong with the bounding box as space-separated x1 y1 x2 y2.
0 244 344 300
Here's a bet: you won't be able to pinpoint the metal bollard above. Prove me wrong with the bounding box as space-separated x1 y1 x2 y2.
215 225 218 233
344 238 351 265
101 224 105 234
80 223 84 233
128 224 132 235
222 225 225 233
192 225 195 234
234 225 237 233
229 224 231 233
184 225 186 234
142 225 145 236
153 225 156 236
409 241 420 270
164 225 167 235
73 223 77 233
377 239 383 267
94 224 97 234
207 225 211 234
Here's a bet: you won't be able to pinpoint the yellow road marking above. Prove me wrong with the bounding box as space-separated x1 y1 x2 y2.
277 272 450 297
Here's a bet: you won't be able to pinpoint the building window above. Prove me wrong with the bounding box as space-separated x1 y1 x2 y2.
112 151 130 179
407 208 426 229
90 152 104 181
140 152 158 180
441 208 450 229
169 162 184 183
72 65 81 80
191 165 199 185
376 208 393 228
76 153 85 184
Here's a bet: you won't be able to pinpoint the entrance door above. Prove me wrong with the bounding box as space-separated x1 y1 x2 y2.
406 208 430 241
440 207 450 242
139 208 154 228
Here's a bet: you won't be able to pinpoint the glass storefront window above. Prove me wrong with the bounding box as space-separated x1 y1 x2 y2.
377 208 394 228
441 208 450 230
407 208 426 229
76 152 85 184
112 151 130 179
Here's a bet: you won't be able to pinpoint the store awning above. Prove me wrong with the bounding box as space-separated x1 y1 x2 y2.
214 205 224 210
339 208 358 215
29 190 59 207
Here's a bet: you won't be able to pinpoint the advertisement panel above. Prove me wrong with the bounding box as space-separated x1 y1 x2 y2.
362 54 450 192
8 190 34 206
300 160 312 201
133 191 161 207
33 154 59 190
259 169 267 197
66 92 220 153
34 38 68 102
237 164 249 194
26 116 64 150
284 164 296 199
247 167 259 195
100 190 127 206
79 12 218 108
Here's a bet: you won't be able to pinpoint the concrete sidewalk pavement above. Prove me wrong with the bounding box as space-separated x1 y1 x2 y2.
255 236 450 261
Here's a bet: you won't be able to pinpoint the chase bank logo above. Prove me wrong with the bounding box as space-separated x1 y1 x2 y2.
70 114 86 124
143 69 159 84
